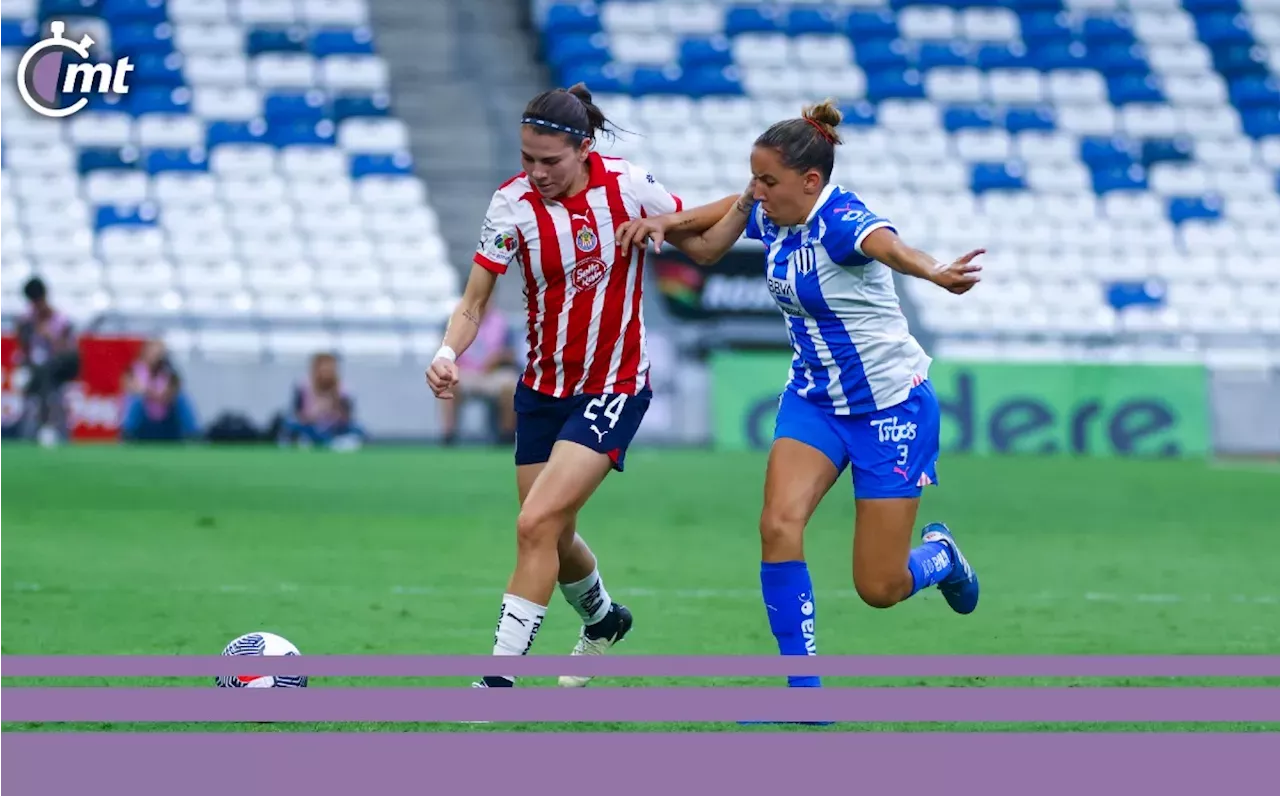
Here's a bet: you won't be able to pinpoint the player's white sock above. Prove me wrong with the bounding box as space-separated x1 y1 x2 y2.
486 593 546 686
559 567 613 626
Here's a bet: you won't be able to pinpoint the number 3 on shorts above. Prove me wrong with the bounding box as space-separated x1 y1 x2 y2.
897 444 909 466
584 394 628 429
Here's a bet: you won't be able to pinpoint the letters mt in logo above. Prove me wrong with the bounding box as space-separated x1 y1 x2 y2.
16 21 135 118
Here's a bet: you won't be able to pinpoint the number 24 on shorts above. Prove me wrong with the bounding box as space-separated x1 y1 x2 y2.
583 394 628 429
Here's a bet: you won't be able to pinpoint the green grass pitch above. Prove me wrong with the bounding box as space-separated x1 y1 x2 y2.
2 444 1276 733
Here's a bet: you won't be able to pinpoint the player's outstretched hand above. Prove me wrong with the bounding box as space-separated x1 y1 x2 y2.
931 249 985 295
426 357 459 399
616 217 668 258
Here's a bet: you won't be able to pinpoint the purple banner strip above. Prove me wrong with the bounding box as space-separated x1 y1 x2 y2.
4 687 1277 724
4 654 1279 678
4 733 1276 796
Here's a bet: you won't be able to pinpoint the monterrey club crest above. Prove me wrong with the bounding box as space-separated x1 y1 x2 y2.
575 226 598 253
571 257 607 293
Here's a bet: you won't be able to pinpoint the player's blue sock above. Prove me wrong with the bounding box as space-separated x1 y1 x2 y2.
759 560 820 688
906 537 956 597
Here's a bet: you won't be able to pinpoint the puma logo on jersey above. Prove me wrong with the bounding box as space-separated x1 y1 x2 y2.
590 425 606 443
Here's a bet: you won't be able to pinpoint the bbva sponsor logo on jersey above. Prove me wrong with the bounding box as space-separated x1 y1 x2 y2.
571 257 608 292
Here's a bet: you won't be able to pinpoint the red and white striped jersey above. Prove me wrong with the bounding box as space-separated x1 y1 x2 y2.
472 152 683 399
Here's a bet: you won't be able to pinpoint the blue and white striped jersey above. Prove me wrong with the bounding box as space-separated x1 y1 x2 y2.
745 184 932 416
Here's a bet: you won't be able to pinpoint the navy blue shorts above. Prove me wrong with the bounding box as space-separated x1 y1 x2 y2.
513 382 652 472
773 380 941 500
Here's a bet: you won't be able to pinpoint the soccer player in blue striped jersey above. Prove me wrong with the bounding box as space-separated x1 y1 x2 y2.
619 100 984 693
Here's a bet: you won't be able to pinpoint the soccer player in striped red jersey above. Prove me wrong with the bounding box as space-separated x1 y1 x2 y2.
426 83 740 689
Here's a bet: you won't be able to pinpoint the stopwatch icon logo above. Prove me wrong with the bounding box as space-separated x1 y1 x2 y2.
16 20 134 119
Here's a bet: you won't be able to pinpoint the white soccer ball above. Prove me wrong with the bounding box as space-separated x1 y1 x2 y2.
214 631 308 688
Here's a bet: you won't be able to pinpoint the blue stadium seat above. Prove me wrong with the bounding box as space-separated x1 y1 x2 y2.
1141 139 1195 168
547 32 610 71
332 93 391 121
271 120 336 147
1108 75 1166 105
1 19 38 47
78 147 139 174
1106 280 1167 312
685 66 743 97
971 161 1027 194
128 86 192 115
1168 195 1224 225
785 7 840 37
131 53 185 87
350 152 413 178
1229 75 1280 109
974 42 1030 71
144 148 209 174
1081 136 1137 170
856 39 911 71
558 63 628 94
247 28 309 56
311 27 375 57
723 6 784 37
1033 42 1092 71
1004 106 1055 133
918 42 972 71
101 0 167 25
111 22 176 58
95 202 158 229
1092 165 1149 195
1019 12 1071 47
944 105 996 132
845 10 899 41
206 120 271 148
264 91 330 124
542 3 602 37
837 101 877 128
1242 108 1280 138
39 0 103 17
867 69 926 101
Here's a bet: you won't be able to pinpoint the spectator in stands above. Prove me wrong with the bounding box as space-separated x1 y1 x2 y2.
281 352 364 451
13 277 80 447
120 339 200 442
438 307 518 446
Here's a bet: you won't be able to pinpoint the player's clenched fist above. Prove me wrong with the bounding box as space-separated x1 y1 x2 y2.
426 357 459 399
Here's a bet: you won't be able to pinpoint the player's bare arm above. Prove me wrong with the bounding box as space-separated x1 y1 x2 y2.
672 185 757 266
426 263 499 399
616 193 738 258
859 227 985 296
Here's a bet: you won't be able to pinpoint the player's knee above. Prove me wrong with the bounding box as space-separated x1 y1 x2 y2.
515 505 565 551
759 508 805 558
854 576 908 609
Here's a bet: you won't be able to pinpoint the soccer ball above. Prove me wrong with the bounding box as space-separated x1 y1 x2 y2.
214 631 308 688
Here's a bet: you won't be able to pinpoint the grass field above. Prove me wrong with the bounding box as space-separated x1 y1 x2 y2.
3 444 1276 733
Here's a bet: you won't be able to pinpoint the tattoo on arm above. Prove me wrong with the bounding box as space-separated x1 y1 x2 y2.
462 308 482 326
671 215 702 232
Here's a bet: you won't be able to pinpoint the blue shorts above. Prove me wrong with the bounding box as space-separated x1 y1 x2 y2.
513 382 652 472
774 380 941 500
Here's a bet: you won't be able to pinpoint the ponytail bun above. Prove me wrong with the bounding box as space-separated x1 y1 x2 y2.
802 99 843 145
